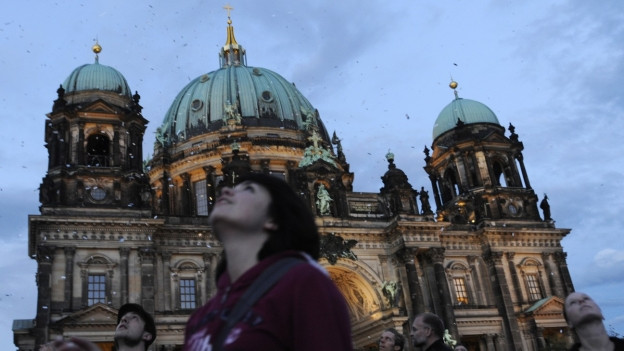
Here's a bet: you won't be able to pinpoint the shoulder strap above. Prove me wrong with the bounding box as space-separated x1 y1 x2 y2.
212 257 304 351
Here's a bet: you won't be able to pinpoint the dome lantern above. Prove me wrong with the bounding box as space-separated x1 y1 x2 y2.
220 5 246 67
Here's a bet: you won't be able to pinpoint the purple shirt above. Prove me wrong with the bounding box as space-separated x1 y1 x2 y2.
183 251 353 351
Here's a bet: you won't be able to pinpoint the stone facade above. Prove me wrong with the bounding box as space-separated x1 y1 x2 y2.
14 25 575 351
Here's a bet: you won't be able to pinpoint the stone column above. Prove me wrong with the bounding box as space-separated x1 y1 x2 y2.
64 246 76 311
76 123 84 165
398 248 424 317
506 252 524 304
429 175 442 210
181 172 192 215
138 247 156 314
467 255 485 305
484 334 496 351
119 247 130 304
516 153 532 189
484 250 523 350
459 151 472 188
34 245 56 349
426 247 458 337
162 252 172 310
160 171 170 215
203 252 215 302
554 252 575 296
542 252 564 297
113 129 120 167
203 166 216 212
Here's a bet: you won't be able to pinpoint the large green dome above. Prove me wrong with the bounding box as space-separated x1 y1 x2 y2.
157 17 328 145
159 64 318 143
62 59 132 98
433 97 500 139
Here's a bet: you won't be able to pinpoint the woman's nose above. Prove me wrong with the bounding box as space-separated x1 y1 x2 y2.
221 187 234 195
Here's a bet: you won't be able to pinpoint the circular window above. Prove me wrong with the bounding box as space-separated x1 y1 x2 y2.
261 90 273 102
90 187 107 201
191 99 203 111
200 74 210 83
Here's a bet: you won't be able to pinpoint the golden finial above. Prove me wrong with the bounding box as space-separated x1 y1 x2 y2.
92 39 102 62
449 80 459 99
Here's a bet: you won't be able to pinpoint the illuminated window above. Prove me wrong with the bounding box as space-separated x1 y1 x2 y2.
447 261 474 306
194 180 208 216
453 277 469 304
88 274 106 306
180 279 197 309
526 273 542 301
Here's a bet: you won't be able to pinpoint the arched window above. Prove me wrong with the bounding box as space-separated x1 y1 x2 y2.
518 258 546 302
492 158 517 187
86 134 110 167
446 261 474 306
78 255 117 307
171 260 203 311
442 168 460 202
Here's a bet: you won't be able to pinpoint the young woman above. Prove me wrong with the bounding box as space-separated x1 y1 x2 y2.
183 173 353 351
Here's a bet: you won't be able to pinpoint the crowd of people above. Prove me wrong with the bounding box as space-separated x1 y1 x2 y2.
38 175 623 351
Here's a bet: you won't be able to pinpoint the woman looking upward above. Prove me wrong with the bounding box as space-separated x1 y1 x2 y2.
183 173 353 351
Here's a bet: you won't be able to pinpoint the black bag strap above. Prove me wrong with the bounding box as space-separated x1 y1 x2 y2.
212 257 304 351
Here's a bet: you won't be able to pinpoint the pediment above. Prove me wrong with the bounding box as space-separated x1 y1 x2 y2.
525 296 565 317
82 100 119 115
482 132 511 144
54 303 118 327
301 158 342 173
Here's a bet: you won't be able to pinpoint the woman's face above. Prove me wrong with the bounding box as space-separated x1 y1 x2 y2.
209 181 275 233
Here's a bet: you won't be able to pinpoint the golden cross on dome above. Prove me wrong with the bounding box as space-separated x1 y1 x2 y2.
223 4 233 18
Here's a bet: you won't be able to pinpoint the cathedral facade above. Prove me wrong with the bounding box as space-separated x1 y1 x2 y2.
14 17 575 351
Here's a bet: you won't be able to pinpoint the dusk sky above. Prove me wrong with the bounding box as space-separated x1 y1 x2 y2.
1 0 624 348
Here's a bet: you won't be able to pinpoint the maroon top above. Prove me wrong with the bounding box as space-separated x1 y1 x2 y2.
183 251 353 351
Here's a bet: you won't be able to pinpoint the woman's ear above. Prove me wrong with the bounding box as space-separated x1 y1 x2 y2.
142 331 153 342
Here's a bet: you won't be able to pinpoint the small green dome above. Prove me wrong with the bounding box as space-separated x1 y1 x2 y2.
62 61 132 98
159 65 321 143
433 98 500 139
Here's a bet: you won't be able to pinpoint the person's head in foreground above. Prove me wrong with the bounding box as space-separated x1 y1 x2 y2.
379 327 405 351
563 292 624 350
564 292 605 329
211 173 320 277
411 312 446 349
115 303 156 351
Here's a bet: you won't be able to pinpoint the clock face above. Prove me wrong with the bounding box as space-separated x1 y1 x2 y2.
508 204 517 215
90 187 107 201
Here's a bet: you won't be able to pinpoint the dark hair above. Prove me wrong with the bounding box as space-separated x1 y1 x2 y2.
384 328 405 351
215 173 320 278
117 303 156 350
419 312 445 338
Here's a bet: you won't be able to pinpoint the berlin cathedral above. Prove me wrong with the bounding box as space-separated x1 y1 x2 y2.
13 14 577 351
